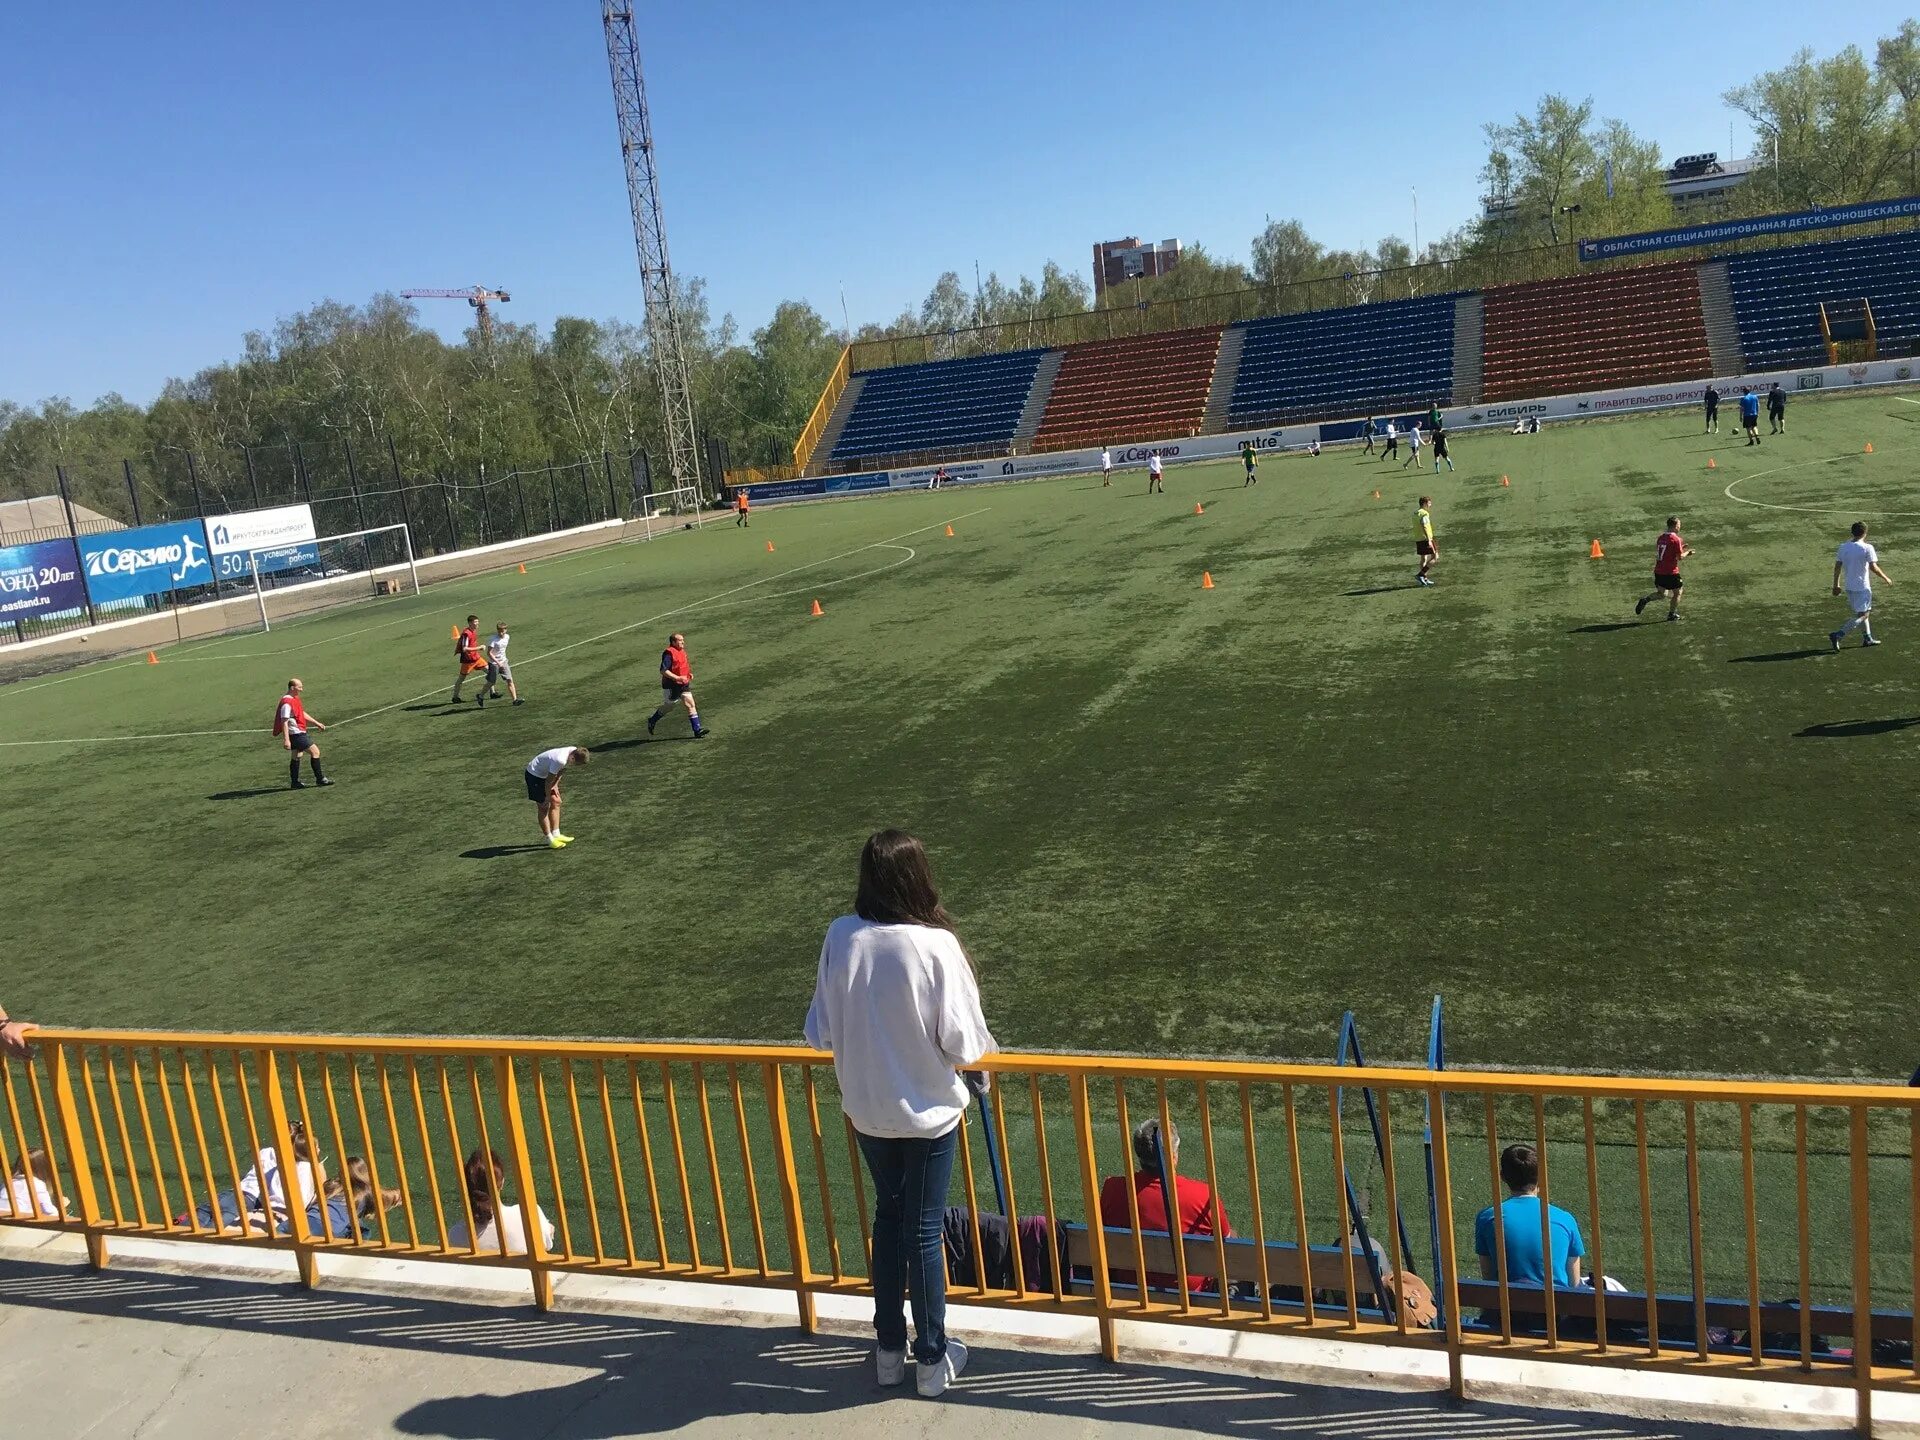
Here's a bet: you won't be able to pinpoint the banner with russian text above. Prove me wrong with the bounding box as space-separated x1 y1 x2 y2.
1578 196 1920 262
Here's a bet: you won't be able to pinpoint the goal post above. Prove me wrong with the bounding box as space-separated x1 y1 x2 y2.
627 482 722 539
247 523 419 632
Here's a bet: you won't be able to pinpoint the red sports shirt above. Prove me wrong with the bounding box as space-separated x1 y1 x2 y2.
273 694 309 735
457 626 481 660
1655 531 1684 575
662 644 691 685
1098 1171 1233 1293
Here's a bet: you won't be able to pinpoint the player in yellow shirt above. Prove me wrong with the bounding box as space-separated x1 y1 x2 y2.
1415 498 1438 587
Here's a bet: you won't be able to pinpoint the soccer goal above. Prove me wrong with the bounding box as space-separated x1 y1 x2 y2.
247 523 420 632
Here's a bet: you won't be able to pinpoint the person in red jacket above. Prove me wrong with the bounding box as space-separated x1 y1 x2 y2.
646 632 707 739
451 615 485 703
1098 1118 1232 1294
271 677 332 789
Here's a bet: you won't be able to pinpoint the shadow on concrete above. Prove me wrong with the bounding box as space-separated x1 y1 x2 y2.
1795 716 1920 739
0 1256 1764 1440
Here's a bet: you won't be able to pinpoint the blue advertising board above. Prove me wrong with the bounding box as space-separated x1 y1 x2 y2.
211 541 322 581
77 520 213 603
0 536 88 621
1578 195 1920 262
823 473 891 494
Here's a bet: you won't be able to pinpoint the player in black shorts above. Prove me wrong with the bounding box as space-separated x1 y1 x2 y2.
1703 385 1719 435
1431 426 1453 473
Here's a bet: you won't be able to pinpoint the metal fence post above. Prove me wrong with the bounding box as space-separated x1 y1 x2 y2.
438 475 459 552
243 446 262 509
1069 1073 1119 1363
122 458 143 526
292 439 314 504
578 459 594 524
493 1055 554 1310
603 451 619 519
255 1049 319 1288
762 1063 817 1332
478 482 494 546
343 437 368 533
47 1042 109 1270
55 466 99 628
513 472 531 537
184 451 208 519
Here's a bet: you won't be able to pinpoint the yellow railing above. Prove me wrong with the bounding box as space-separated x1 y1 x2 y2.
791 345 852 473
720 463 806 489
4 1030 1919 1434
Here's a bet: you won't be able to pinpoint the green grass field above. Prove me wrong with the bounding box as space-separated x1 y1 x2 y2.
5 389 1919 1081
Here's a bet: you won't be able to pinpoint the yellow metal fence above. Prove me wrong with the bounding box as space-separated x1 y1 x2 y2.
3 1030 1918 1434
790 345 852 473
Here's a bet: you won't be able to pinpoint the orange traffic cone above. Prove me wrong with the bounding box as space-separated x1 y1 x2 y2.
1865 442 1874 454
451 624 459 640
1707 457 1717 470
945 524 954 537
1201 571 1215 590
809 599 824 617
1194 502 1205 516
1590 539 1605 559
765 540 775 552
517 563 527 574
146 650 158 665
1500 474 1510 487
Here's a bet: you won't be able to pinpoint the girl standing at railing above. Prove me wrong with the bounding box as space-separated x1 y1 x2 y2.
804 829 997 1400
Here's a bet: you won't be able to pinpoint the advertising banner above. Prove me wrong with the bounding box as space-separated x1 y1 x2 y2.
0 536 87 621
1578 195 1920 262
206 504 320 580
77 520 213 603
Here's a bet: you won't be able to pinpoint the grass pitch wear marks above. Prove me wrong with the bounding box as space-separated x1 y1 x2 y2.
647 633 705 739
272 678 332 789
1635 519 1693 622
1830 522 1893 651
1414 500 1437 586
525 745 587 848
451 617 484 702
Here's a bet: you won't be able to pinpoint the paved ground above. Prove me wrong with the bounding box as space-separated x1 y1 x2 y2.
0 1253 1806 1440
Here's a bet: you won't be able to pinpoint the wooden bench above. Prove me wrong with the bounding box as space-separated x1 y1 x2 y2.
1058 1222 1399 1319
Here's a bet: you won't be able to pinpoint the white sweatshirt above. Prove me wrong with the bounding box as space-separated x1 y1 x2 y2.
804 916 996 1140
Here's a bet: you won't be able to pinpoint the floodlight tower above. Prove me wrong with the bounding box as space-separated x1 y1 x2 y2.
602 3 704 501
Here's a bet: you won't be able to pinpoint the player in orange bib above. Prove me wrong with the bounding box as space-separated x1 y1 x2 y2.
451 614 486 703
735 489 751 527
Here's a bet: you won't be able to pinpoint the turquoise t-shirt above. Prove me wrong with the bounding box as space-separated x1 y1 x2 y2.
1475 1194 1584 1286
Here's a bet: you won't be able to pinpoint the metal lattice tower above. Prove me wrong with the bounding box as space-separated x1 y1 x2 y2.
602 3 704 500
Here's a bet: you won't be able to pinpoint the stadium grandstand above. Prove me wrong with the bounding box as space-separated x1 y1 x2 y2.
798 226 1920 476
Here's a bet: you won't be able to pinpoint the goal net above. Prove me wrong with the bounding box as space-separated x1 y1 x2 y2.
246 524 420 632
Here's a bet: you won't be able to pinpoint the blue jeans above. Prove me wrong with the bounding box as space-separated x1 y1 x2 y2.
857 1125 958 1364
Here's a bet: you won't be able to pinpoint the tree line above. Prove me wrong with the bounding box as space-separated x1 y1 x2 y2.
4 22 1915 522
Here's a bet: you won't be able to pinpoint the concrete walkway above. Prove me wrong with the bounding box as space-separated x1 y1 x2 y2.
0 1252 1798 1440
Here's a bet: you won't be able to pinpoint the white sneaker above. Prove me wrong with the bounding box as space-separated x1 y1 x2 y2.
875 1348 906 1387
916 1338 967 1398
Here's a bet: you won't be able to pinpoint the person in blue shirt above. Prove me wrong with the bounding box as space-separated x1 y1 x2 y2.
1740 388 1762 446
1475 1143 1584 1288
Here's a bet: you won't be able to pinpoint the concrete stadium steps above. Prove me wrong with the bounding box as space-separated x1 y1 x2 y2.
1450 294 1485 405
1010 350 1065 448
1696 262 1743 377
1028 326 1224 451
1480 261 1711 403
1201 326 1244 432
807 374 866 473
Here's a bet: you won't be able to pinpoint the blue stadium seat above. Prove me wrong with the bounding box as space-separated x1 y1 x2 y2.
830 349 1047 463
1228 295 1461 428
1725 230 1920 372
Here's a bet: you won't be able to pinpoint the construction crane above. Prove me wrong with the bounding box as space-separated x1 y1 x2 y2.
400 286 512 342
602 3 703 502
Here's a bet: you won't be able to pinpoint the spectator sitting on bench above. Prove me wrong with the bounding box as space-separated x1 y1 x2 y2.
1 1148 65 1219
1098 1118 1232 1294
1475 1143 1584 1291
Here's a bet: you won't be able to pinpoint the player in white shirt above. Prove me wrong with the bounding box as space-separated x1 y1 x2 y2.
1381 420 1400 461
1147 452 1164 494
1401 424 1423 470
525 746 588 848
477 622 522 708
1101 446 1113 487
1830 521 1893 651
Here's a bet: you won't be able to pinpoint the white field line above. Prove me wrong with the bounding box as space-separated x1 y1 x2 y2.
1722 453 1920 516
1896 395 1920 406
0 508 983 749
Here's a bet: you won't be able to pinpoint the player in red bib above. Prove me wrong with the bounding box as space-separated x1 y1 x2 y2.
1634 517 1694 623
271 677 332 789
646 632 707 738
451 615 485 702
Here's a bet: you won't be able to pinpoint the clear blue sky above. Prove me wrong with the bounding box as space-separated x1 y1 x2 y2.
4 1 1913 408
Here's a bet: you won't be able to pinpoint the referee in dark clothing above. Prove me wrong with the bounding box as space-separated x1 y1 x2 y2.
1767 383 1787 434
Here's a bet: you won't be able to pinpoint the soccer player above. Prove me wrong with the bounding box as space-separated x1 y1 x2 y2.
1830 521 1892 651
524 746 587 849
1361 416 1377 455
451 615 485 702
1635 517 1693 622
1703 384 1720 435
272 678 332 789
1740 388 1762 446
1147 453 1164 494
1415 498 1438 586
1767 382 1787 435
1426 401 1443 434
1401 423 1423 470
1431 425 1454 474
735 488 750 527
1101 446 1113 486
1240 441 1258 486
478 622 522 707
1381 420 1400 462
646 631 707 738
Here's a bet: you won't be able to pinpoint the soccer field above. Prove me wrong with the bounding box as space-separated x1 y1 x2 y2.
4 390 1918 1080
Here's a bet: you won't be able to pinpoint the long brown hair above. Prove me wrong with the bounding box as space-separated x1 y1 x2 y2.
464 1148 506 1232
324 1155 402 1217
854 830 978 979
